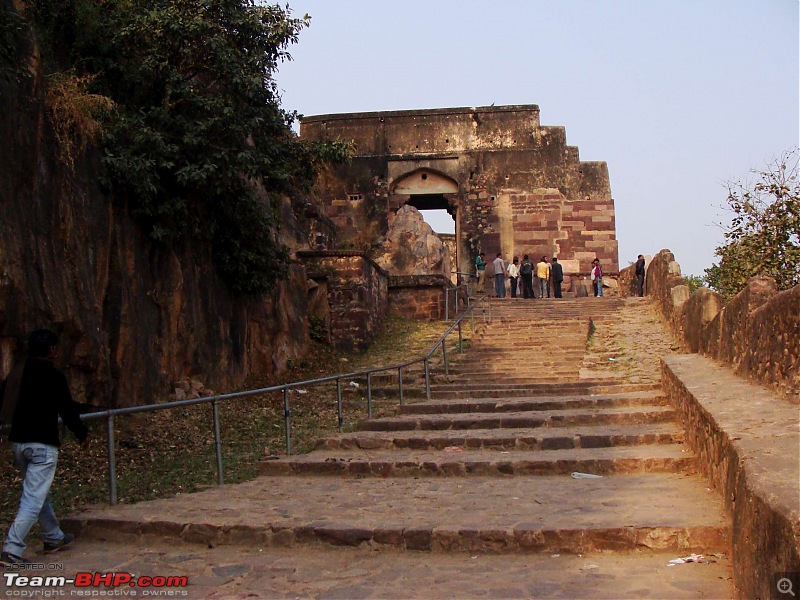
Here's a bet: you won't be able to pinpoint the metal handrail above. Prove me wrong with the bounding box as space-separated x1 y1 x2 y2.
2 294 494 505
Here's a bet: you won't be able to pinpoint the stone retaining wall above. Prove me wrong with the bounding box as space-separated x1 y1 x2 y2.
634 249 799 400
662 355 800 599
297 251 389 352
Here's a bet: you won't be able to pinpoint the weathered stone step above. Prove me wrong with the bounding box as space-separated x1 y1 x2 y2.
357 406 675 431
428 382 661 399
316 422 685 451
399 391 666 414
259 445 694 477
66 474 729 554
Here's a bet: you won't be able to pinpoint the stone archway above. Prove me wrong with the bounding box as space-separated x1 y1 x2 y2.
389 168 462 282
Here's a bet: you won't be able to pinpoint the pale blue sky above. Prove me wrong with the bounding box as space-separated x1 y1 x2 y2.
275 0 799 276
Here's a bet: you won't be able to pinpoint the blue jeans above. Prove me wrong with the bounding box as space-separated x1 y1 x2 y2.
3 443 65 557
494 274 505 298
594 279 603 297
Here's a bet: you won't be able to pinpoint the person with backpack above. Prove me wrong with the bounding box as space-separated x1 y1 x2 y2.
520 255 534 299
551 257 564 298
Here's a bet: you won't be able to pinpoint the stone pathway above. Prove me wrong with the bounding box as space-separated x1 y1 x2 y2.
52 298 733 598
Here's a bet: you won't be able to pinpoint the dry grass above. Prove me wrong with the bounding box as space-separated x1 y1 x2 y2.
45 72 114 171
0 314 472 531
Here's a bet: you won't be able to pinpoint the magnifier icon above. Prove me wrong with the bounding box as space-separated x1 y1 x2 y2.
778 578 796 596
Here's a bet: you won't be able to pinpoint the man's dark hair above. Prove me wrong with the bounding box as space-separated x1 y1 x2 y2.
479 252 485 257
496 253 501 258
552 257 558 262
28 329 59 358
523 254 529 260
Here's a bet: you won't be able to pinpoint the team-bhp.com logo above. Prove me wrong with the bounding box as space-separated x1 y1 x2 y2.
4 571 188 596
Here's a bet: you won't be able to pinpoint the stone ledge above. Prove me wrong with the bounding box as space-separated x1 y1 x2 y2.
661 354 800 599
389 274 453 288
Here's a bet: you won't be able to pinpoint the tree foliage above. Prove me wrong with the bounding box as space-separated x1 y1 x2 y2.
705 149 800 299
25 0 350 292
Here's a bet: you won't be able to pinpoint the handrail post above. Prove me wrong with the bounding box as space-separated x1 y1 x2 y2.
458 321 463 353
107 414 117 505
424 357 431 402
398 366 404 406
442 337 448 376
445 288 449 321
367 372 373 419
212 399 224 485
336 378 343 432
283 387 291 454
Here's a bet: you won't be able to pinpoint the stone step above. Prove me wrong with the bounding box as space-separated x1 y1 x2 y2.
259 445 694 477
315 422 685 451
51 541 734 599
427 382 661 398
357 406 675 431
370 381 661 399
65 474 729 554
399 391 667 414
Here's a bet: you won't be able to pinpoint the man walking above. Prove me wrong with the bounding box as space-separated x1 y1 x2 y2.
635 254 646 297
536 256 550 299
1 330 88 566
492 253 506 298
475 252 486 294
551 257 564 298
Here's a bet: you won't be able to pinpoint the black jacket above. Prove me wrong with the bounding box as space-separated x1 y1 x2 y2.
1 358 87 446
551 262 564 283
635 258 646 276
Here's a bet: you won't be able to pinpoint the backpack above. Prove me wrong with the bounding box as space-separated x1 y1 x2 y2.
521 261 533 275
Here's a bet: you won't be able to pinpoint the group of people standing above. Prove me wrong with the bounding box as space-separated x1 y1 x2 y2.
475 252 566 299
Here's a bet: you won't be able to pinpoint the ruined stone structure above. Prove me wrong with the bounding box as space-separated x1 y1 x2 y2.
297 251 388 353
301 105 620 291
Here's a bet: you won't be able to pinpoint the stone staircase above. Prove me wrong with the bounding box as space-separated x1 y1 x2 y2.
66 298 733 597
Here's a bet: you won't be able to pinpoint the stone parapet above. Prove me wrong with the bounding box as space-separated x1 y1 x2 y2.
642 250 799 400
661 355 800 599
388 274 454 321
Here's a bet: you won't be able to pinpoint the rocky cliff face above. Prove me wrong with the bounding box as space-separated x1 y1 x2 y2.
0 55 310 407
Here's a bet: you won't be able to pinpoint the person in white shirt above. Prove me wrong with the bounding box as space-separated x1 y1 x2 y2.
507 257 520 298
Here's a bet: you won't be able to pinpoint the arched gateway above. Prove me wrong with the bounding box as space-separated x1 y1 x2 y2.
301 104 619 290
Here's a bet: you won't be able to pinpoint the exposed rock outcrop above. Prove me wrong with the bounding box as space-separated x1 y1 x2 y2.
0 38 310 407
371 205 451 278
